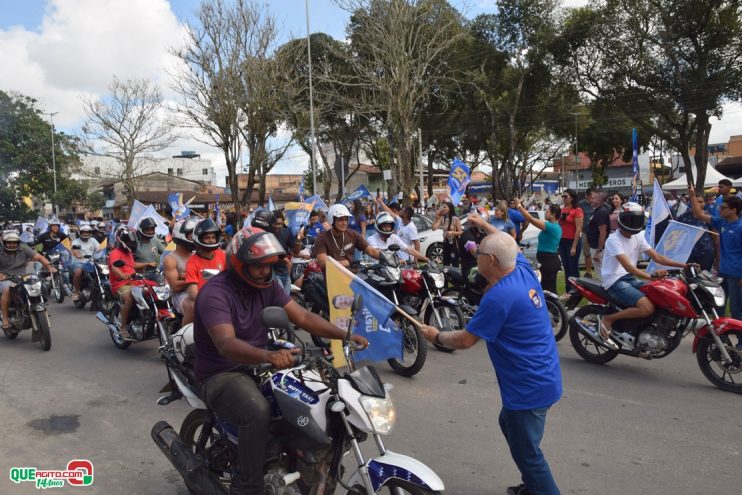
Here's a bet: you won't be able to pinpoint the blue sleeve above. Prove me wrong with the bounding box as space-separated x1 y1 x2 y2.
509 209 525 223
466 289 508 342
710 216 724 230
507 220 515 233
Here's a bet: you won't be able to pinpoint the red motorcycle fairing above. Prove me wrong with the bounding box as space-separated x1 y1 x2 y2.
401 269 423 295
303 260 322 277
158 308 176 320
569 278 607 305
639 278 697 318
692 317 742 353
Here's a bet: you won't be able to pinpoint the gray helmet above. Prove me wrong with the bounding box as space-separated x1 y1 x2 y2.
2 230 21 252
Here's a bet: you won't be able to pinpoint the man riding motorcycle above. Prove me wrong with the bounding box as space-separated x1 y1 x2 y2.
134 217 165 265
34 218 68 256
597 202 691 350
70 223 101 302
313 204 381 270
184 218 226 325
367 212 429 263
1 231 56 332
193 227 368 495
93 221 108 245
163 217 197 325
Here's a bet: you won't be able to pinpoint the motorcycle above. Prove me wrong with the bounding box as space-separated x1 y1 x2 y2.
1 272 52 351
442 261 569 342
152 298 445 495
72 254 114 313
398 261 465 353
40 251 69 304
568 266 742 394
96 262 177 350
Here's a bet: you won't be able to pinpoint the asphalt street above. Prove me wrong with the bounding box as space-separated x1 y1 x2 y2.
0 301 740 495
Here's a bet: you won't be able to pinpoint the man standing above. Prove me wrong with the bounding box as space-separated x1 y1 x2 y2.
586 191 610 278
508 199 528 244
578 188 595 277
714 179 742 215
419 225 561 495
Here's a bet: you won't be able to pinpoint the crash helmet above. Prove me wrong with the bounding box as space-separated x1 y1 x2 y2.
48 218 61 231
327 203 352 227
96 221 107 233
138 217 157 239
79 223 93 240
193 217 221 251
2 230 21 252
375 212 396 239
226 227 286 288
251 209 274 230
115 225 138 253
172 217 199 249
617 202 646 234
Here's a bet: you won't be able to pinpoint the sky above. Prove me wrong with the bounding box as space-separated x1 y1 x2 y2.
1 0 740 186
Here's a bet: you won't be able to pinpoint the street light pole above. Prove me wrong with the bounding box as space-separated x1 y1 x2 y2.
47 112 59 218
305 0 318 196
570 112 579 193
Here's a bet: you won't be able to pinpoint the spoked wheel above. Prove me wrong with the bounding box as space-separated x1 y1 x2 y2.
545 293 568 342
179 410 233 493
568 305 618 364
108 305 132 350
35 311 52 351
696 330 742 394
425 243 444 265
387 315 427 377
52 272 65 303
424 300 464 353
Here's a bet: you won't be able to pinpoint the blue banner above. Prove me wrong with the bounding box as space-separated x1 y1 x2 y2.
647 220 705 272
283 202 313 236
267 195 276 212
447 159 471 205
631 128 639 202
342 185 372 202
305 194 328 211
34 216 48 234
168 193 190 220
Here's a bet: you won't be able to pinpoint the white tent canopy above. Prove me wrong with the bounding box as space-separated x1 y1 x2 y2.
661 162 741 190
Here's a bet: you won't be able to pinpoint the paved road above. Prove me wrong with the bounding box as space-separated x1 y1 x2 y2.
0 301 740 494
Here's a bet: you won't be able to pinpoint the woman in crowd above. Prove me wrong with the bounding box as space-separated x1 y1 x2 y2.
432 200 463 267
514 198 562 294
347 199 367 238
608 193 623 232
489 200 516 239
364 202 376 238
558 189 584 280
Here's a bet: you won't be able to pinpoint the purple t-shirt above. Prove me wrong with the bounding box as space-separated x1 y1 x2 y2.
193 271 291 382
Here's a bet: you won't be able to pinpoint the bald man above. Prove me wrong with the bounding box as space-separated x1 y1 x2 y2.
420 217 562 495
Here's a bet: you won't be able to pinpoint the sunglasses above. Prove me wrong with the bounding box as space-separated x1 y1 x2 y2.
475 248 492 257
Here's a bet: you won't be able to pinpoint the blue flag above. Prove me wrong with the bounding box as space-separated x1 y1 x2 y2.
447 159 471 205
647 220 705 272
631 128 640 202
283 202 313 236
342 185 372 202
305 194 328 211
646 178 672 247
299 176 305 202
168 193 190 220
267 195 276 212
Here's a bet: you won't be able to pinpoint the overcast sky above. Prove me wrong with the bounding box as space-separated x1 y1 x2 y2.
1 0 740 186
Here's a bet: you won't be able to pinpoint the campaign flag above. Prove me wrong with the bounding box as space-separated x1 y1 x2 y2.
214 195 221 223
299 176 305 202
34 216 48 234
129 200 148 227
267 195 276 212
447 159 471 205
646 178 672 247
168 193 190 220
135 205 170 237
647 220 705 272
325 257 403 366
631 128 640 202
342 185 372 202
98 238 107 250
60 238 72 251
283 202 314 236
305 194 328 211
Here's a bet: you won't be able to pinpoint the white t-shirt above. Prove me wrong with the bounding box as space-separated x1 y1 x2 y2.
71 237 100 260
397 220 419 248
601 230 651 289
368 233 411 261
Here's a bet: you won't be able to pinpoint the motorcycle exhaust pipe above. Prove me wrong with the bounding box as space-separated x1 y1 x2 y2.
151 421 228 495
95 311 120 334
569 315 604 345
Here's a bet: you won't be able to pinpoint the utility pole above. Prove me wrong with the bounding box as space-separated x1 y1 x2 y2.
46 112 59 218
418 128 424 208
305 0 317 196
340 156 345 199
570 112 579 193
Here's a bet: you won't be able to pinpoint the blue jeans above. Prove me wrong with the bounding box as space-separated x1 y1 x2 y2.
275 272 291 295
558 238 581 280
499 407 560 495
723 276 742 319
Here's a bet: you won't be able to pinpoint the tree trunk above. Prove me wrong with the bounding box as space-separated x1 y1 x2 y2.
427 152 434 198
693 113 712 191
226 158 241 219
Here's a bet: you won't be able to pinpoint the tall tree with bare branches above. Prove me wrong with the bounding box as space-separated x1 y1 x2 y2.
81 77 175 209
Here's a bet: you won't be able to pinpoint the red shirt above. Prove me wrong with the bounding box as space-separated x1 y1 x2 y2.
109 248 135 292
185 250 227 290
558 206 584 240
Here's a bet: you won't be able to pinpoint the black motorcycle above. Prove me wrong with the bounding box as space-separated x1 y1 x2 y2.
41 251 68 304
1 272 52 351
73 255 114 313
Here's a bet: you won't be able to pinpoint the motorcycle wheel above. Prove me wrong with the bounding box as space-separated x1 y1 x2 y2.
349 479 442 494
423 300 464 353
35 311 52 351
73 296 87 309
425 243 444 265
545 293 568 342
441 289 476 320
568 305 618 364
387 315 427 377
696 330 742 394
108 305 132 350
179 409 232 493
4 327 19 339
52 272 65 304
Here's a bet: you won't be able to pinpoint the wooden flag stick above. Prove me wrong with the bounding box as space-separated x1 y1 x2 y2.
395 306 423 327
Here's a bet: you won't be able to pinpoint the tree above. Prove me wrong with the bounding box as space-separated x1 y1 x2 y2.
85 191 106 212
81 77 176 208
559 0 742 189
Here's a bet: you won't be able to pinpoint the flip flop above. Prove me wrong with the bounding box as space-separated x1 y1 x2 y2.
598 317 620 351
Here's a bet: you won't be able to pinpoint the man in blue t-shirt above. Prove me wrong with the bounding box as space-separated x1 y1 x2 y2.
690 188 742 320
420 223 562 495
508 199 528 243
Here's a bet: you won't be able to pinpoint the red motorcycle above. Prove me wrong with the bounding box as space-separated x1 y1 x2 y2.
568 266 742 394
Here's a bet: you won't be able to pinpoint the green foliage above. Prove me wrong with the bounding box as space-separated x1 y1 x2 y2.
86 191 106 211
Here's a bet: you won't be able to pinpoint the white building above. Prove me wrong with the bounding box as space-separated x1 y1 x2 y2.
76 151 217 185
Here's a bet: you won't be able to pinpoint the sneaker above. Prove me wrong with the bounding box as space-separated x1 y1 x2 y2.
506 484 532 495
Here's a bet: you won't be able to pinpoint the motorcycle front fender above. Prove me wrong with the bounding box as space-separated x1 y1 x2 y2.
397 304 417 317
344 450 444 493
692 317 742 353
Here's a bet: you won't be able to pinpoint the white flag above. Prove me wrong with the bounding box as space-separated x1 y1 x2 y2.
648 178 671 248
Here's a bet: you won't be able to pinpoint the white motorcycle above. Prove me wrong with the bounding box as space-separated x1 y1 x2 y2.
151 297 444 494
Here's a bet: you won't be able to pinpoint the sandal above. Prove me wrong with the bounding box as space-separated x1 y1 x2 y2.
598 317 620 351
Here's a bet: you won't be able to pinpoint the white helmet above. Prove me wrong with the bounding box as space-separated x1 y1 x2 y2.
2 230 21 252
617 202 646 233
172 323 195 365
79 223 93 240
327 204 352 226
375 212 396 238
48 218 61 227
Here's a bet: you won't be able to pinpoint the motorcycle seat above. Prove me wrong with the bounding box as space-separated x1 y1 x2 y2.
574 278 627 308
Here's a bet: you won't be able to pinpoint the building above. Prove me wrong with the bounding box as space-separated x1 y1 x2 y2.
76 151 218 186
553 151 652 195
710 135 742 179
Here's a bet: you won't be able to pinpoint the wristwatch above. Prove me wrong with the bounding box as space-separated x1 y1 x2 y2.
434 332 443 346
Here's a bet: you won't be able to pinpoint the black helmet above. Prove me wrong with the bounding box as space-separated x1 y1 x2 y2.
617 202 646 233
251 209 273 230
138 217 157 238
193 217 221 251
115 225 138 253
173 217 199 249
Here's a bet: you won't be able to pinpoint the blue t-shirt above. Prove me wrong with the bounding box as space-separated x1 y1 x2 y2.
508 208 526 238
348 214 366 234
537 222 562 254
466 253 562 410
489 217 516 235
224 224 235 237
711 216 742 277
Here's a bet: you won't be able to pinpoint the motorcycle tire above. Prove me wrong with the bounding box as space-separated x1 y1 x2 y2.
35 311 52 351
73 298 87 309
53 272 65 304
568 305 618 364
545 293 568 342
423 300 464 353
387 315 427 377
109 305 132 350
179 409 231 494
696 329 742 394
349 479 442 495
4 327 19 339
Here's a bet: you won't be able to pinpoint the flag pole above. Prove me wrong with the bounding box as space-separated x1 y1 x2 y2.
395 306 423 327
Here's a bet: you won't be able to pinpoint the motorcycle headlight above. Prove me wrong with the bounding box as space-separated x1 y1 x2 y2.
97 263 109 275
359 394 396 435
708 285 725 307
386 267 401 281
152 284 171 301
430 272 445 289
25 281 43 297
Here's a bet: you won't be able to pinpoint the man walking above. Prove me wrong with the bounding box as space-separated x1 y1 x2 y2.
420 221 561 495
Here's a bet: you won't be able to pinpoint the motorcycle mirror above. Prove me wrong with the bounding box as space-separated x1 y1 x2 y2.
201 268 220 280
261 306 290 330
388 244 401 252
112 260 126 268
